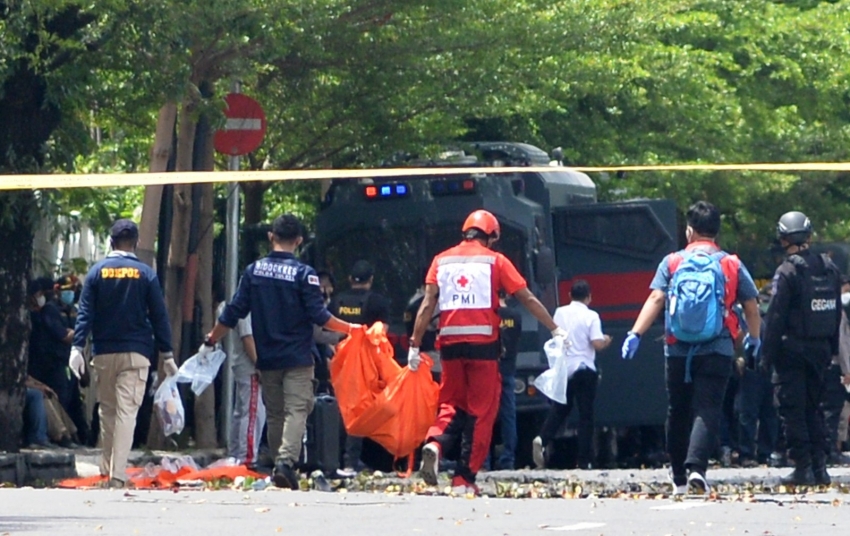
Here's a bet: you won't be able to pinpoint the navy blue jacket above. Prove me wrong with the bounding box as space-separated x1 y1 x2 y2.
73 252 173 366
219 251 332 371
29 302 71 381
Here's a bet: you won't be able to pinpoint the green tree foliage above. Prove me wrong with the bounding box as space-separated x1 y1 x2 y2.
465 0 850 264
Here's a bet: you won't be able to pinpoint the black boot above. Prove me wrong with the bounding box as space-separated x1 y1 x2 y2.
812 452 831 486
272 460 300 490
780 464 816 486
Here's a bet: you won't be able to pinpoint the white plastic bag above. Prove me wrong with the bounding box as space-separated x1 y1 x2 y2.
154 376 185 436
176 349 226 396
533 336 578 404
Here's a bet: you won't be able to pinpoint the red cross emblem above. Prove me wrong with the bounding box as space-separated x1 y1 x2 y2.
455 273 471 291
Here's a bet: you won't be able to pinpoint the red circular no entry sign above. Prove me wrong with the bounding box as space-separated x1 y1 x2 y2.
213 93 267 156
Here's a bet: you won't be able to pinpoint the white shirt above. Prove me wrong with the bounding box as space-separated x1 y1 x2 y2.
552 301 604 372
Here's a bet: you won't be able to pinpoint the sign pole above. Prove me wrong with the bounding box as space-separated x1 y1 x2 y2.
222 81 241 452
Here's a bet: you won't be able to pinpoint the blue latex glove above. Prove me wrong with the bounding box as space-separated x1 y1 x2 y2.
744 333 761 369
621 332 641 360
744 334 761 356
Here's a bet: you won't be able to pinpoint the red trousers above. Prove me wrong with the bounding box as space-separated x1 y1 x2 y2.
426 359 501 481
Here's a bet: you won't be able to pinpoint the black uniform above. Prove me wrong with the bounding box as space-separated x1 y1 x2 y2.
328 287 390 470
763 249 841 471
494 306 522 469
330 289 390 327
498 306 522 378
404 292 437 353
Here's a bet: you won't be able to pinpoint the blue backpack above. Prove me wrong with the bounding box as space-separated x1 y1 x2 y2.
666 250 727 343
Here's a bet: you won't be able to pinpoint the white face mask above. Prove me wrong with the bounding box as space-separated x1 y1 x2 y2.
842 292 850 307
36 295 46 308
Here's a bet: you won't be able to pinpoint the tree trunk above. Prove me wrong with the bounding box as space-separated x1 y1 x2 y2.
138 103 178 268
147 97 197 450
0 191 35 453
192 101 217 448
168 95 200 360
242 182 266 225
194 183 217 447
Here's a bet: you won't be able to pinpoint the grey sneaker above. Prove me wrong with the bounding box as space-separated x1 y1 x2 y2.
420 442 440 486
532 436 546 469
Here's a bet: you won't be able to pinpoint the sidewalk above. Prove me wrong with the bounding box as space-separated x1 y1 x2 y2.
72 446 850 497
74 447 227 477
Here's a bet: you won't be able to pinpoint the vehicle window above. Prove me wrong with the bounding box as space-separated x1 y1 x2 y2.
321 221 527 324
321 227 420 323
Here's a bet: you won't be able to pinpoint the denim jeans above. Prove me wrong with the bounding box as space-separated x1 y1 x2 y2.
821 364 846 456
736 368 778 461
24 388 49 445
496 374 517 470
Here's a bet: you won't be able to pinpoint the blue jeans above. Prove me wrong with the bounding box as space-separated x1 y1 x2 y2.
736 368 778 461
497 374 517 470
24 388 48 445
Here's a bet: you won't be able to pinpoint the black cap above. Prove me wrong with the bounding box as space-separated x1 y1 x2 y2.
28 277 55 296
350 260 374 283
842 274 850 286
110 219 139 240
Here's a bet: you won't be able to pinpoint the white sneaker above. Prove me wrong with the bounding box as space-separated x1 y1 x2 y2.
687 471 710 495
336 467 357 479
532 436 546 469
420 442 440 486
668 471 687 496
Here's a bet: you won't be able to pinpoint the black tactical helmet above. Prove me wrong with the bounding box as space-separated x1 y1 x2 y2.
776 211 812 245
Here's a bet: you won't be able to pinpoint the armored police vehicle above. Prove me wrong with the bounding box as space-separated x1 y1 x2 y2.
310 142 678 466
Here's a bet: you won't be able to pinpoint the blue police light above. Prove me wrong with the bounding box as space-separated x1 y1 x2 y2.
363 182 410 200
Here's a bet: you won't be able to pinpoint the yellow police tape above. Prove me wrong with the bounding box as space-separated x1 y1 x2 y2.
1 162 850 190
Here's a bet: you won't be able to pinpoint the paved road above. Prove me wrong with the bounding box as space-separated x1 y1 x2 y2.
1 487 849 536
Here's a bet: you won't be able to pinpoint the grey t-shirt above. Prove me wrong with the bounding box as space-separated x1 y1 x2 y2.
217 302 256 377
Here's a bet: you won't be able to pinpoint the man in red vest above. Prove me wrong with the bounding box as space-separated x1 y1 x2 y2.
409 210 565 493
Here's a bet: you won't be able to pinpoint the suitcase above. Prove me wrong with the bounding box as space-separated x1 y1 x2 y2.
300 395 341 475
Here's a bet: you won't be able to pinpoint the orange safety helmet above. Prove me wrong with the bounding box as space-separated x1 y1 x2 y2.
462 210 500 239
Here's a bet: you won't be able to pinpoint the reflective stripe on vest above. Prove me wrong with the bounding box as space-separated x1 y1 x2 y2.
440 325 494 336
437 255 496 266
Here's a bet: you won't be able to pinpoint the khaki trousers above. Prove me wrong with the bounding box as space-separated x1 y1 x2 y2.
93 352 149 482
44 395 77 442
259 366 314 466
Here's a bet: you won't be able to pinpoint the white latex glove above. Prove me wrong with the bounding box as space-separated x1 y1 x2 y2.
407 347 422 371
551 327 568 340
69 346 85 380
161 352 179 377
197 341 215 359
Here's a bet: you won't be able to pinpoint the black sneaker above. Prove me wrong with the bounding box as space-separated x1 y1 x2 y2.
272 461 300 490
